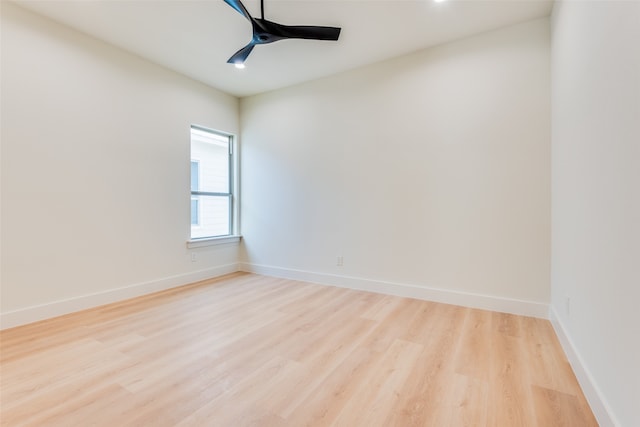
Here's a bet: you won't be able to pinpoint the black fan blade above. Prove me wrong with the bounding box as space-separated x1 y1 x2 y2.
224 0 252 21
273 24 341 41
227 43 255 64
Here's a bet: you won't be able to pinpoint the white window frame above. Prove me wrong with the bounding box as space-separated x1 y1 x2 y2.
187 125 240 247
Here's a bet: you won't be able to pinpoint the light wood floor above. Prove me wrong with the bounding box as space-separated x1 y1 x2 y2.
1 273 597 426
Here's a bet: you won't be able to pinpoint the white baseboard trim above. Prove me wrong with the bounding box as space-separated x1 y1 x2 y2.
0 263 240 330
549 306 618 427
239 262 549 318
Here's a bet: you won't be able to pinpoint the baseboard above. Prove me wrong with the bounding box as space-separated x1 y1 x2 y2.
0 263 240 330
239 262 549 318
549 306 618 427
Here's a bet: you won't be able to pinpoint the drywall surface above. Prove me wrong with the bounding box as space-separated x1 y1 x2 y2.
1 3 240 320
240 19 551 304
551 1 640 426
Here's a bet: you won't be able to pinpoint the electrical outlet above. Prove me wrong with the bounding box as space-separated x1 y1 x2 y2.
337 256 343 267
191 253 197 262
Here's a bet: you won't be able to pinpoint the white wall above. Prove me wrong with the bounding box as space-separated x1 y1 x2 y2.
240 18 550 310
551 2 640 426
1 3 240 326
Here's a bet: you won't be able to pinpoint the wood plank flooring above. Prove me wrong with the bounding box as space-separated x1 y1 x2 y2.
0 273 598 426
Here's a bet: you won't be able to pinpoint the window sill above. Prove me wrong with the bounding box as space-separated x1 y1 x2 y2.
187 235 241 248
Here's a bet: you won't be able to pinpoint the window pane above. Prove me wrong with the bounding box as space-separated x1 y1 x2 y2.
190 161 199 192
190 195 230 239
190 198 199 225
190 128 229 194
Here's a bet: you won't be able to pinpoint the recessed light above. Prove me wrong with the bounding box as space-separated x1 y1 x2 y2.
234 63 245 69
434 0 447 3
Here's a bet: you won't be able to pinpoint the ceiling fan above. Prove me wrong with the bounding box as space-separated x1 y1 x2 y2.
223 0 341 66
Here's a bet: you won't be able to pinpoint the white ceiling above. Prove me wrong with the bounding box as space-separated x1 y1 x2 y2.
14 0 553 97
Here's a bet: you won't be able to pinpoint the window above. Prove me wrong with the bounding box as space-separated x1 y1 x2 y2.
190 126 235 239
